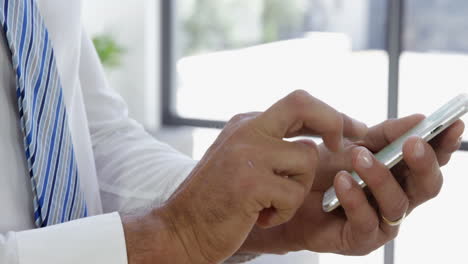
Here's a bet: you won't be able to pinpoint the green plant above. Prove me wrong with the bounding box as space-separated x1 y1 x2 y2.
92 34 125 68
262 0 306 43
181 0 306 56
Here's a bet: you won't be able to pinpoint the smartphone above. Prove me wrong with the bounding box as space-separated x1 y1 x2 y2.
322 93 468 213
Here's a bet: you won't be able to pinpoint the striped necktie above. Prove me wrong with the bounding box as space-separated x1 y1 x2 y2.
0 0 87 227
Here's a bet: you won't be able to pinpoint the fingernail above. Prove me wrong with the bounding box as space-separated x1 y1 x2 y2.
357 148 373 169
413 139 425 159
337 172 352 191
352 118 369 138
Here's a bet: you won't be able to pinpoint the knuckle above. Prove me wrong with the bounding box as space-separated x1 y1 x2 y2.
275 210 295 226
353 215 379 236
382 118 397 142
224 115 248 136
234 165 260 195
322 111 344 136
438 154 451 166
306 142 319 159
342 195 362 213
287 90 311 109
364 166 388 188
289 89 310 101
229 114 242 123
426 183 442 200
332 112 344 131
292 183 307 206
228 113 251 126
371 176 386 189
388 196 409 217
298 142 319 167
423 172 444 199
284 181 307 208
241 178 263 206
228 113 244 124
363 217 380 234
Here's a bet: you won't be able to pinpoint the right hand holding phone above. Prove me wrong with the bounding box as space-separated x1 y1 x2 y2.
238 114 464 256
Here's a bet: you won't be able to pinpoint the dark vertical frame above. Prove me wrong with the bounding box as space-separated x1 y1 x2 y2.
384 0 404 263
161 0 175 126
387 0 404 121
161 0 226 129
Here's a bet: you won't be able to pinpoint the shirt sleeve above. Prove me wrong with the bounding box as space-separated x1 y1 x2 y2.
78 28 197 213
0 213 127 264
78 29 257 264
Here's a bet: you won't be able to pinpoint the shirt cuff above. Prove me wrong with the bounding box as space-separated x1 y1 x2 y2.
15 212 127 264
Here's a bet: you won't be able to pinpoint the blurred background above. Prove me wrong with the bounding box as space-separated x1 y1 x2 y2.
83 0 468 263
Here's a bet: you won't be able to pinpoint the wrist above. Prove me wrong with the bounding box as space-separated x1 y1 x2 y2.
121 208 191 264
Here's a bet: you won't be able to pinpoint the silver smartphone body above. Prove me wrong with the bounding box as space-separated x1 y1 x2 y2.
322 93 468 213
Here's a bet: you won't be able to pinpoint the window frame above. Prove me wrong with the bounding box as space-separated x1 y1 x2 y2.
159 0 468 262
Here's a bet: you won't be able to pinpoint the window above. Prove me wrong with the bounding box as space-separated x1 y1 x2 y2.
162 0 389 128
396 1 468 263
399 0 468 139
161 0 468 263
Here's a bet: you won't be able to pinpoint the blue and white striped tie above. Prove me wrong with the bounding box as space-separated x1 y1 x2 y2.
0 0 87 227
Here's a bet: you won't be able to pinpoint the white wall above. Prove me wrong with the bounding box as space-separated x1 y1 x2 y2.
82 0 160 130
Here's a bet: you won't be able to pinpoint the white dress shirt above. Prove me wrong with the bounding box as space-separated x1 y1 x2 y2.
0 0 198 263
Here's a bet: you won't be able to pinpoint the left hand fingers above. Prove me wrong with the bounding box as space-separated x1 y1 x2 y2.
352 147 409 236
334 171 381 252
402 136 444 212
360 117 464 214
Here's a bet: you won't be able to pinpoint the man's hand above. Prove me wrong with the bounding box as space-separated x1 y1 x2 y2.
162 90 368 263
239 114 464 256
120 90 368 264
